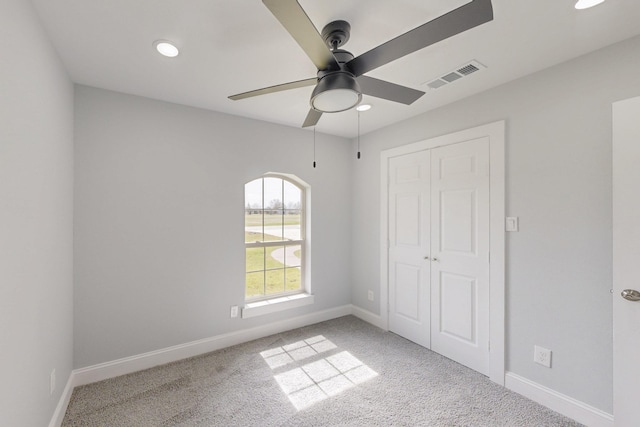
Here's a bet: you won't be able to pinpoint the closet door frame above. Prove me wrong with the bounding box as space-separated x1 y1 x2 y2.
380 121 505 385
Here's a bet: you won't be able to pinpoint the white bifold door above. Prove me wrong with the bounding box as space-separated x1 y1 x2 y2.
388 137 490 376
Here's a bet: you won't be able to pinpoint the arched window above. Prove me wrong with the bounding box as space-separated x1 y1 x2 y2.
244 174 306 301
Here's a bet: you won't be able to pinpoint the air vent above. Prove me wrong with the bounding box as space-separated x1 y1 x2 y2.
422 60 486 90
457 63 480 76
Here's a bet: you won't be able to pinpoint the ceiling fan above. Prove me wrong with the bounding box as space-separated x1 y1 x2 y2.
229 0 493 128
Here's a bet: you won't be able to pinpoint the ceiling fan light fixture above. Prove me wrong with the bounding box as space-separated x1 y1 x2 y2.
153 40 179 58
575 0 606 9
311 72 362 113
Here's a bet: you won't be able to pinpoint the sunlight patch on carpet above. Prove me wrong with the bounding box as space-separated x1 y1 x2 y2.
262 338 378 411
260 335 337 369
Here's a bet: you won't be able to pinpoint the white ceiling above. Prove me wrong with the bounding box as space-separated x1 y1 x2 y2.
32 0 640 138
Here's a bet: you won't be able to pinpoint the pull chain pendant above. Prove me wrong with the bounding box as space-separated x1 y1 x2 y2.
357 110 361 159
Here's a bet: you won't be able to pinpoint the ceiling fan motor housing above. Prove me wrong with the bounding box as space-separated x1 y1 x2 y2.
321 20 351 51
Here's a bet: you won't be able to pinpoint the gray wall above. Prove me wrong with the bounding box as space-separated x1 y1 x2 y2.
350 35 640 413
73 86 352 368
0 0 74 425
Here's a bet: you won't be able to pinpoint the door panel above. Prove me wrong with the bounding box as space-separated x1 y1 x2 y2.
612 97 640 426
394 264 421 321
441 189 476 254
396 195 420 246
440 272 476 342
388 150 431 348
431 138 490 376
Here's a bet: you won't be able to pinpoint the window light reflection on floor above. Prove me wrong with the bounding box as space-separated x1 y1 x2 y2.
260 335 337 369
260 336 378 411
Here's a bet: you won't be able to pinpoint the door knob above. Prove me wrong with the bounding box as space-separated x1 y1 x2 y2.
621 289 640 301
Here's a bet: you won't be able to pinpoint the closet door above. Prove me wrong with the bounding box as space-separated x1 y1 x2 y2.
430 137 491 376
388 150 431 348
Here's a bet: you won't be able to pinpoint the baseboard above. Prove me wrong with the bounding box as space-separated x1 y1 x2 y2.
505 372 613 427
56 308 614 427
72 304 352 387
48 373 76 427
350 304 385 329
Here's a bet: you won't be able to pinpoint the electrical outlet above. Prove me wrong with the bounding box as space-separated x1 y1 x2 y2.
230 305 239 318
367 290 374 301
534 345 552 368
50 369 56 395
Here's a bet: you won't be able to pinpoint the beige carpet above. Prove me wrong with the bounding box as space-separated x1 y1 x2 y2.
63 316 582 426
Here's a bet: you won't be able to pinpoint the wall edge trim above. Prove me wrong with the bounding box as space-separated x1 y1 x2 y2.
350 304 385 329
48 373 76 427
505 371 613 427
72 304 351 387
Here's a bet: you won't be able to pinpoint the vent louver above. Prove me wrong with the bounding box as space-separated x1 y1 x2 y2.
423 60 486 90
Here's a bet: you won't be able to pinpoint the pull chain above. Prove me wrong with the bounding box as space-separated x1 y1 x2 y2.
313 126 317 168
357 110 361 159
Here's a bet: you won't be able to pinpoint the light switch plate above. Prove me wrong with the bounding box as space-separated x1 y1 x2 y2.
506 217 519 232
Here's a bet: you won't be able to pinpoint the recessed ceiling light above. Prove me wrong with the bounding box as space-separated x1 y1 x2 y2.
356 104 372 112
575 0 606 10
153 40 179 58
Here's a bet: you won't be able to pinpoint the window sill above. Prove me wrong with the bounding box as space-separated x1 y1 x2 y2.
242 293 314 319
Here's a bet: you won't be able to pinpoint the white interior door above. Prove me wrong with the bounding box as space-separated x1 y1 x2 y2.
387 138 490 376
388 150 431 348
612 97 640 426
430 138 490 376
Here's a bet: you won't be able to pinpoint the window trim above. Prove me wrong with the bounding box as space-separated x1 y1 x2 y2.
244 173 309 304
242 293 314 319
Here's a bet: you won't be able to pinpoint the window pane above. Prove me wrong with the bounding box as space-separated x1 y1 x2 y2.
266 246 285 270
245 178 264 242
245 210 263 243
283 181 301 241
266 269 285 295
263 211 283 240
283 180 301 210
263 177 282 212
283 210 301 241
285 267 302 292
246 247 265 273
246 272 265 298
285 244 302 268
263 178 284 239
245 178 263 209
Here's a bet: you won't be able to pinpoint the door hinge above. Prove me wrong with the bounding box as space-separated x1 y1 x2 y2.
488 341 491 352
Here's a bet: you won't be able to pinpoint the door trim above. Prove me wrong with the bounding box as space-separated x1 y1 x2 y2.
380 121 505 385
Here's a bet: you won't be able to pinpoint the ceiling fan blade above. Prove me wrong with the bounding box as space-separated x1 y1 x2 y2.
302 109 322 127
357 76 424 105
347 0 493 77
263 0 339 71
228 77 317 101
